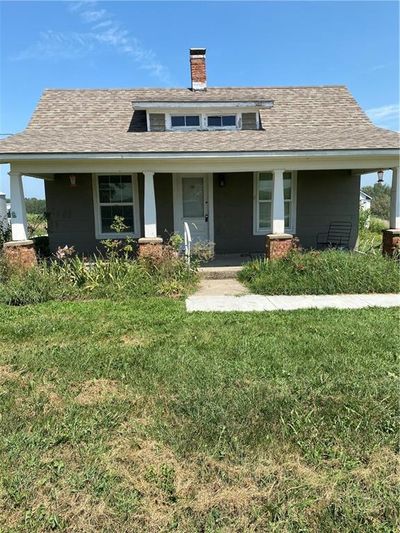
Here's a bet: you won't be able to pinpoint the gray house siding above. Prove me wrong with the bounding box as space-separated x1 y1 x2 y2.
149 113 165 132
213 172 265 253
45 174 98 254
44 169 360 255
296 170 360 249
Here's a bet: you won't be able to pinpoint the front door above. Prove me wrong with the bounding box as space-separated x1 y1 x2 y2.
174 174 211 242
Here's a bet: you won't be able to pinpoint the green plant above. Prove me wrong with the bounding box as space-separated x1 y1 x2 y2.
368 216 389 233
358 208 370 231
239 249 400 295
190 240 215 264
168 232 184 252
100 216 136 259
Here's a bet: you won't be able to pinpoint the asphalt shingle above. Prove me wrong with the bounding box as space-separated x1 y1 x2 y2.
0 86 398 154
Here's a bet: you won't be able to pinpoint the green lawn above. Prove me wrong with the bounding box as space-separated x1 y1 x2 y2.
0 298 398 531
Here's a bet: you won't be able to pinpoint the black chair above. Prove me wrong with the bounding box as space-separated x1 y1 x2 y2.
316 221 352 249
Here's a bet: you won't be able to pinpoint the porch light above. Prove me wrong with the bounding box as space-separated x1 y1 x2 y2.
377 170 384 183
69 175 77 187
218 173 226 187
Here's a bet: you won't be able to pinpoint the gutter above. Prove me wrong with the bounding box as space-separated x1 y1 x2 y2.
0 148 399 163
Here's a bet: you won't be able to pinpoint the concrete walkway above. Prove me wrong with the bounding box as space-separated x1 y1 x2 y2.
195 278 249 296
186 293 400 312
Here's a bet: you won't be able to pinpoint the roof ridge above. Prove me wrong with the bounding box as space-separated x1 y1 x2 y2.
42 85 349 92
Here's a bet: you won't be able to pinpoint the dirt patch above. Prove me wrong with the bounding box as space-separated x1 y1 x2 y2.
74 379 126 406
0 365 24 384
120 333 149 348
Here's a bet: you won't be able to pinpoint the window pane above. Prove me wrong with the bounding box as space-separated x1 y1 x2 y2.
222 115 236 126
98 175 133 204
284 201 291 228
208 116 222 127
171 116 185 127
259 202 271 229
101 205 134 233
182 177 204 217
259 173 273 201
284 172 292 200
185 115 200 126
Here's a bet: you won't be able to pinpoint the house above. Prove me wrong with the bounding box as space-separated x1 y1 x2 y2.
0 48 399 263
360 190 372 212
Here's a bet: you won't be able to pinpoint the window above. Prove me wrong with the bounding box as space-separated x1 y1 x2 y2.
94 175 139 238
171 115 200 128
207 115 236 128
254 172 296 234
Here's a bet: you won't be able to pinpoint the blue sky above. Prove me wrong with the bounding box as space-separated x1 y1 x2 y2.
0 0 399 198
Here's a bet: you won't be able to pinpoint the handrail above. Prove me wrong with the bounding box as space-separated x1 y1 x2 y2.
183 222 192 266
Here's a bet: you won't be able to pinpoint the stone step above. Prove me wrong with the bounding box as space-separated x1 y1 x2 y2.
199 266 243 279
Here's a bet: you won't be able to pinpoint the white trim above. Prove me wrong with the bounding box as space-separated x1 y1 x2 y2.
166 113 202 131
92 173 140 239
2 149 398 163
253 171 297 235
173 173 214 242
164 111 242 131
133 101 273 110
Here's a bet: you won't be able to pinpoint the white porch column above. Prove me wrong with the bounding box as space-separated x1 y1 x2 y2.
271 169 285 234
9 171 28 241
390 167 400 229
143 171 157 238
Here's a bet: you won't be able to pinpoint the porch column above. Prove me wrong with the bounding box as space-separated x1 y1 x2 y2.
271 169 285 234
9 171 28 241
138 171 163 256
3 171 37 269
382 166 400 257
389 167 400 229
265 169 294 260
143 171 157 238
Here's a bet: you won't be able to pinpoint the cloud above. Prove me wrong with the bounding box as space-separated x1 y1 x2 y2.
11 1 172 84
366 104 399 122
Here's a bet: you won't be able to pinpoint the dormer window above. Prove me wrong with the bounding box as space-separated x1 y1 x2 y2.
207 115 236 128
171 115 200 128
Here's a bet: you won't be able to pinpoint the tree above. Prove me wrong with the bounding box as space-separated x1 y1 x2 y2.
362 184 390 221
24 198 46 215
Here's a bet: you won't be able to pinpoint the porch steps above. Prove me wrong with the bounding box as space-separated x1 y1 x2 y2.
199 265 242 280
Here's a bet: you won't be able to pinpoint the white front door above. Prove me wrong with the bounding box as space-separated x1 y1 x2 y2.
174 174 212 243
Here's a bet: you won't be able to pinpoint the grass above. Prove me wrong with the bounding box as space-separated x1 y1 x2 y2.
0 297 398 531
239 249 400 295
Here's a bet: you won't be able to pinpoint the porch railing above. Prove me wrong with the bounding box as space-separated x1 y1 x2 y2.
183 222 192 266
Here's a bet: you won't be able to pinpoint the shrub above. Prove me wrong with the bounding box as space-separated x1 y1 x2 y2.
369 217 389 233
0 266 78 306
239 249 400 295
190 241 215 264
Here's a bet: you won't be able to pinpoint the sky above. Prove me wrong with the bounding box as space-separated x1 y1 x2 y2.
0 0 399 198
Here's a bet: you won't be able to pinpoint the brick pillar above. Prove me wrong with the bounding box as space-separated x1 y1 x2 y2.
382 229 400 257
3 240 37 269
266 233 294 260
138 237 163 258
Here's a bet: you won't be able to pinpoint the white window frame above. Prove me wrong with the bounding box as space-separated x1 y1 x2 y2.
168 114 202 130
165 111 242 131
253 171 297 235
205 113 240 130
92 173 141 239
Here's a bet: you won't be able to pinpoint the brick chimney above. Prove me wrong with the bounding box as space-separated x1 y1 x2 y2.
190 48 207 91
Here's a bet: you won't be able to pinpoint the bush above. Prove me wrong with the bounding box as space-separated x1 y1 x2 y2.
0 252 198 306
239 249 400 295
368 217 389 233
0 266 79 306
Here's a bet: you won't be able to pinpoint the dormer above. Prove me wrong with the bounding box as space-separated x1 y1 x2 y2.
132 100 273 132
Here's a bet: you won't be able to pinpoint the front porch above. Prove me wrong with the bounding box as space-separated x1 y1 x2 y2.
5 159 400 261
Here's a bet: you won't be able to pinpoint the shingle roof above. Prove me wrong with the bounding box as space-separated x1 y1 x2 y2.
0 86 398 154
